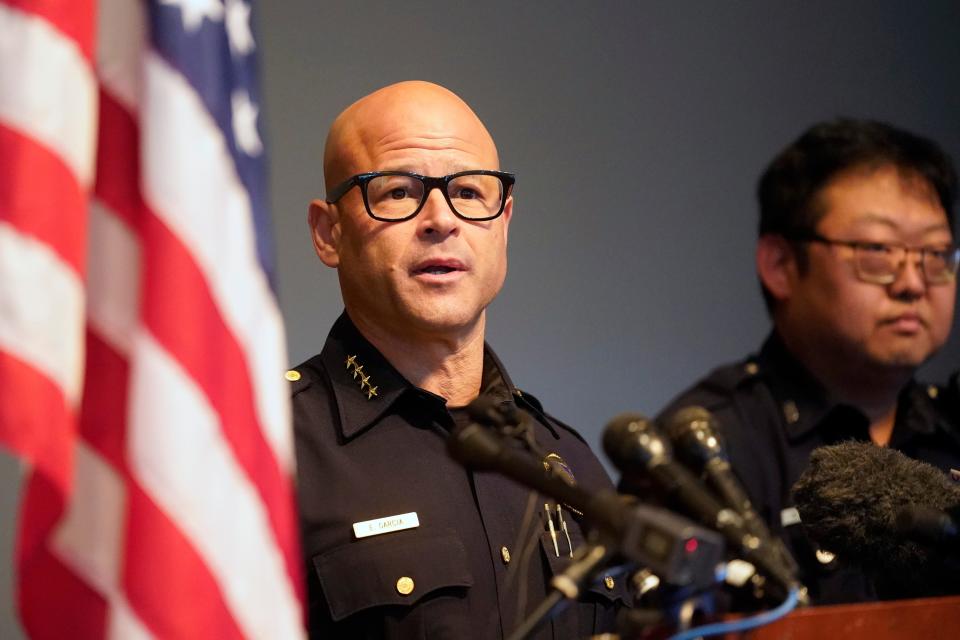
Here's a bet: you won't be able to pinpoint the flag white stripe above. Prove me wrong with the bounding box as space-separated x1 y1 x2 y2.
140 53 294 474
0 3 98 187
52 441 127 597
127 331 303 640
106 595 156 640
96 0 146 113
0 221 86 406
87 200 142 357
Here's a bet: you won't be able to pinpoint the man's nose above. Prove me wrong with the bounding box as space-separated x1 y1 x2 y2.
889 251 927 299
416 188 460 238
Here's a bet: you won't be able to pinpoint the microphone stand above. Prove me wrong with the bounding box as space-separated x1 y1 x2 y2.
506 543 614 640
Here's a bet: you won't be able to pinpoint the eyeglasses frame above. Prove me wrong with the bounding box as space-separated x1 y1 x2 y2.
786 231 960 285
325 170 515 222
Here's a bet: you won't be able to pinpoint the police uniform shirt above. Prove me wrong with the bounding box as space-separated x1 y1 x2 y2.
658 332 960 604
292 313 627 639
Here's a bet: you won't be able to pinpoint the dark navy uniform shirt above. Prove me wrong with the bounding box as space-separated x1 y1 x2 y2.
658 333 960 605
292 313 627 639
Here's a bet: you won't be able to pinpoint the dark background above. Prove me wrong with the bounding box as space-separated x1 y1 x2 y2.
2 2 959 635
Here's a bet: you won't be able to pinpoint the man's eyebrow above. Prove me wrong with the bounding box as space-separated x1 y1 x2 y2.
375 164 477 175
850 212 952 234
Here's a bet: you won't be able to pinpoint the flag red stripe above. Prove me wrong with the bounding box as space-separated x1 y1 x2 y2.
0 351 73 495
18 520 108 640
94 90 144 231
0 124 88 273
123 482 246 640
139 211 303 596
78 331 130 474
0 0 96 61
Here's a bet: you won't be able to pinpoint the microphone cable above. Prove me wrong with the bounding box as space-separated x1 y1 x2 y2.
666 586 800 640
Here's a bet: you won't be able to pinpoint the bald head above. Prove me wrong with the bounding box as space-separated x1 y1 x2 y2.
323 81 499 190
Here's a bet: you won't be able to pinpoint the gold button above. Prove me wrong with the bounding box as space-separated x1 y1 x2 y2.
604 575 615 590
500 546 511 564
815 549 836 565
396 576 415 595
783 400 800 424
744 362 759 376
284 370 301 381
928 385 939 399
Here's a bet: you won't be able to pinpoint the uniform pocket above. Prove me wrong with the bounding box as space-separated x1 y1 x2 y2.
313 527 474 622
537 529 630 607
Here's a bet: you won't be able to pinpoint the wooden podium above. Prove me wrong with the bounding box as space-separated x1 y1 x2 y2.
725 595 960 639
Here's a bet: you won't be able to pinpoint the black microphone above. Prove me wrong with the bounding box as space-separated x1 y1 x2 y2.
664 406 798 576
895 504 960 547
603 412 798 591
792 441 960 598
448 418 723 586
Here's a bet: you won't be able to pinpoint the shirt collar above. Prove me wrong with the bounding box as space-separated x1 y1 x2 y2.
756 333 839 442
757 332 942 443
321 312 536 440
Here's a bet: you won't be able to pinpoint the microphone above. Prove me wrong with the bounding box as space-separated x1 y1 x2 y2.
664 406 798 576
792 441 960 598
448 417 724 587
603 412 798 591
895 504 960 547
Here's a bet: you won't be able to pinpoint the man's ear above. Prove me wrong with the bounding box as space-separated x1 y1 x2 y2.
308 199 341 268
756 233 796 303
500 195 513 245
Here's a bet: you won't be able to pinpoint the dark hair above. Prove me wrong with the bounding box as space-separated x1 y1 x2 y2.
757 118 958 310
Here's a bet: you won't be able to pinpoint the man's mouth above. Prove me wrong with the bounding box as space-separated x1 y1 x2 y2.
411 259 467 277
883 313 925 333
417 265 457 275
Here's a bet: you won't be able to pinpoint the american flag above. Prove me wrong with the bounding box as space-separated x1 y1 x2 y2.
0 1 304 638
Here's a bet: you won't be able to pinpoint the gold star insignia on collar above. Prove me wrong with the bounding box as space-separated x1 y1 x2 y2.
345 355 378 400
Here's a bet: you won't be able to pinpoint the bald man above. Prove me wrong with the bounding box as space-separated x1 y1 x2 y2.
289 82 626 638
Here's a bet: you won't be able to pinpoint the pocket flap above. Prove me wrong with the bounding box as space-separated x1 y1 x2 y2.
538 529 630 606
313 528 473 621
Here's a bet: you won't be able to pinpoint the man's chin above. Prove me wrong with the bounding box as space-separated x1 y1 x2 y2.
873 347 934 371
406 308 485 337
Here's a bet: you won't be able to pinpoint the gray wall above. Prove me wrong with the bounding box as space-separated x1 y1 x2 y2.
3 2 959 636
267 1 960 443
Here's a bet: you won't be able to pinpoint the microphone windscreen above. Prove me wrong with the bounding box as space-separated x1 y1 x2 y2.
792 441 960 597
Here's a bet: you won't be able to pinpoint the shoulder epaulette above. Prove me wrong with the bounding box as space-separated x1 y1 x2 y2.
700 358 763 394
513 387 544 414
284 366 314 397
515 388 589 445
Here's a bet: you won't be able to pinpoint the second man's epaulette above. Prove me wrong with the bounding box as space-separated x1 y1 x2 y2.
700 358 763 395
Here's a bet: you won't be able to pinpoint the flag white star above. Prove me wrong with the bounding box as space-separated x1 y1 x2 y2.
224 0 255 56
159 0 224 32
232 90 263 156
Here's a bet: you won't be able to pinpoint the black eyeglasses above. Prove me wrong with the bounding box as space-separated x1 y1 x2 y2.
325 170 515 222
787 231 960 285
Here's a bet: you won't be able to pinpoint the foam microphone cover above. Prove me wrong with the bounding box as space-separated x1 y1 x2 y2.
792 441 960 597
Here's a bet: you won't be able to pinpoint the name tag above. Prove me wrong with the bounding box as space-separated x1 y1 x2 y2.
352 512 420 539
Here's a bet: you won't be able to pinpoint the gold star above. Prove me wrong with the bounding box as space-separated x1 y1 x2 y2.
352 364 364 380
345 355 357 369
366 386 378 400
359 373 371 387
